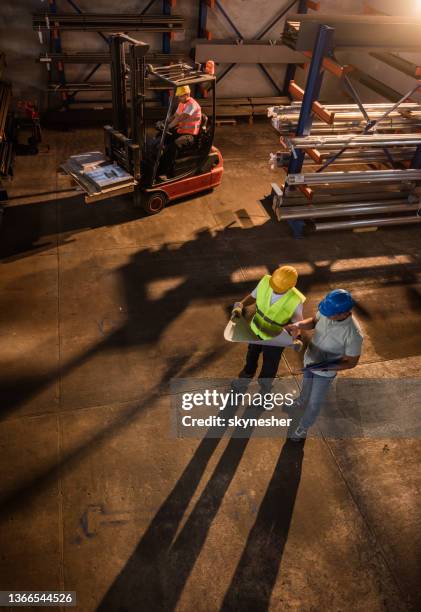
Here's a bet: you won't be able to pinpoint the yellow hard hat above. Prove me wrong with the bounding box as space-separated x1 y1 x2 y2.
176 85 191 97
270 265 298 293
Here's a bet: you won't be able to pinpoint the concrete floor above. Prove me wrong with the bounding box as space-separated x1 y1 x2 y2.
0 122 420 612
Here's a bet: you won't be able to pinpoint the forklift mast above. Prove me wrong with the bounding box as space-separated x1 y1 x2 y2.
105 34 149 181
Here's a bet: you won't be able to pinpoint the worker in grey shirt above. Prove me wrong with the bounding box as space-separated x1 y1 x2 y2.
285 289 363 441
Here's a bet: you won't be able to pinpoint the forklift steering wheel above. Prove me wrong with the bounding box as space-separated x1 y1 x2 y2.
156 121 172 135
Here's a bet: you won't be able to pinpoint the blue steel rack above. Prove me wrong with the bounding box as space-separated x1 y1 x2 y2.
271 22 333 238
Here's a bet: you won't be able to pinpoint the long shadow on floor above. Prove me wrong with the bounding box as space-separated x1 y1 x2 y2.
3 219 421 417
98 405 304 612
0 347 223 522
98 401 255 611
220 439 305 611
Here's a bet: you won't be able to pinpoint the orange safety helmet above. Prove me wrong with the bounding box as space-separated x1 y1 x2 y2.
269 266 298 293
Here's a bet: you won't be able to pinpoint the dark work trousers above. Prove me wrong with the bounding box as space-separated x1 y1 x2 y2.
244 343 284 381
156 133 195 174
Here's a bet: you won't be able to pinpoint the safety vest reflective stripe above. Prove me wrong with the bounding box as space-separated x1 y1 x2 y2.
255 306 283 327
177 98 201 135
249 275 306 340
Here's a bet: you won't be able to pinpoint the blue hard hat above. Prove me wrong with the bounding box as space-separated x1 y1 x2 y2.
319 289 354 317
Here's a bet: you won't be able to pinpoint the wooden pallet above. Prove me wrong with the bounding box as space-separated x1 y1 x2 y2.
215 118 237 126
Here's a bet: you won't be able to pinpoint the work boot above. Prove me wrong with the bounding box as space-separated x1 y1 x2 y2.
290 398 302 410
238 369 254 379
290 423 307 442
258 378 273 394
231 369 253 392
256 380 273 412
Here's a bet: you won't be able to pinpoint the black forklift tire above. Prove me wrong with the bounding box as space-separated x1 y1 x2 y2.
142 191 168 215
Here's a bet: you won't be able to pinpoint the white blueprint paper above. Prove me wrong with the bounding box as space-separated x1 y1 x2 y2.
224 316 294 348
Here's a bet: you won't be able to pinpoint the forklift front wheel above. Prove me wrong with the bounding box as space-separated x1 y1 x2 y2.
142 191 168 215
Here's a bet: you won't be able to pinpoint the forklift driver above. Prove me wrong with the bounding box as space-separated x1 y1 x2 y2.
168 85 202 148
158 85 202 174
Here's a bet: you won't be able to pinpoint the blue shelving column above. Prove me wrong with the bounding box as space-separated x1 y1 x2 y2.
287 25 333 175
285 24 333 237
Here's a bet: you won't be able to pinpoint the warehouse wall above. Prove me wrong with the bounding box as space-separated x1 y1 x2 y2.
337 0 421 103
0 0 363 109
1 1 45 105
3 0 420 111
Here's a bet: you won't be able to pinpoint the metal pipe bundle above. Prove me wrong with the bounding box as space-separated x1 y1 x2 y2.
282 133 421 150
274 121 421 135
270 20 421 232
309 148 416 163
286 169 421 186
274 148 418 167
314 214 421 231
33 13 184 32
289 102 421 111
281 186 413 203
269 103 421 138
269 102 421 120
279 199 420 219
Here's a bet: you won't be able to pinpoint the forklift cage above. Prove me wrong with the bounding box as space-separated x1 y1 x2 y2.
104 34 216 186
147 63 216 184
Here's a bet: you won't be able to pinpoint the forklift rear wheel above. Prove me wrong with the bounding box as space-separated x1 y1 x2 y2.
142 191 167 215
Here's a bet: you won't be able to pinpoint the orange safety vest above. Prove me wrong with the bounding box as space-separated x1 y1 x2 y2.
176 97 201 135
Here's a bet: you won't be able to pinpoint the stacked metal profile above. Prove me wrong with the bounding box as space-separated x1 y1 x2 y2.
269 100 421 231
268 13 421 233
269 103 421 136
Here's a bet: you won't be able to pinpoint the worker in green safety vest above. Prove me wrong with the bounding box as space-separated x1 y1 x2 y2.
231 266 306 389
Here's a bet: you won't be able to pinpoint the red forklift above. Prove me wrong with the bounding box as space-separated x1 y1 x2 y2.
62 34 224 214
